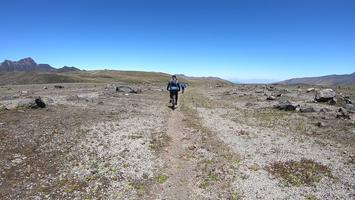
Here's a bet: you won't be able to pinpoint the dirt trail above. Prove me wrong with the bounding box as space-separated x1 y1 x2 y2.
150 107 199 200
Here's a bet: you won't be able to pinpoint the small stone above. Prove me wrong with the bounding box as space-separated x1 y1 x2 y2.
337 107 350 119
0 104 7 112
328 98 337 105
316 122 325 127
273 100 299 111
54 85 64 89
20 91 28 95
188 145 197 150
345 104 355 113
35 97 46 108
307 88 315 92
266 96 276 101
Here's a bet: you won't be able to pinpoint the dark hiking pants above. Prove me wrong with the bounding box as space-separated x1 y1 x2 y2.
170 90 178 105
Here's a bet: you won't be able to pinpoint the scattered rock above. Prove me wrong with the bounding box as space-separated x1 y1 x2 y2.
272 92 282 97
352 114 355 122
307 88 315 93
97 101 104 105
336 108 350 119
278 89 289 94
42 97 54 104
54 85 64 89
266 96 276 101
345 104 355 113
328 98 337 105
135 89 143 94
315 89 336 102
316 122 325 127
319 108 331 113
255 89 264 93
0 104 7 112
274 100 299 111
344 97 352 104
35 97 46 108
245 102 255 107
188 145 197 150
267 86 276 91
300 107 316 113
43 86 48 89
350 154 355 163
20 91 28 95
17 97 46 109
116 86 141 94
17 99 38 109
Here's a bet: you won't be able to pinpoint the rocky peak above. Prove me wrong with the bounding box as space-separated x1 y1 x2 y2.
16 57 37 66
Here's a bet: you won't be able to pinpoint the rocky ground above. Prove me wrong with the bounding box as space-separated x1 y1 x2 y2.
0 82 354 199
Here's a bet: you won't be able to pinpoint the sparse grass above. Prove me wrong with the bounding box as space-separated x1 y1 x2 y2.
304 194 318 200
155 174 168 184
230 192 242 200
149 132 171 152
199 171 220 189
58 178 86 193
266 159 333 186
128 181 146 196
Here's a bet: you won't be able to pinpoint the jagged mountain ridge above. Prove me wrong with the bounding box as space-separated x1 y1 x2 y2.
0 57 80 72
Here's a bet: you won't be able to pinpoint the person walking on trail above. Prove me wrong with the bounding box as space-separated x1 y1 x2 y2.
167 75 181 106
181 82 187 93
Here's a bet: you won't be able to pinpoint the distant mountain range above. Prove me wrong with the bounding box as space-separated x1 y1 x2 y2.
280 72 355 86
0 57 80 72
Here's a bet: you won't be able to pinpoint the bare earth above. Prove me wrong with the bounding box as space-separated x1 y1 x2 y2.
0 82 354 199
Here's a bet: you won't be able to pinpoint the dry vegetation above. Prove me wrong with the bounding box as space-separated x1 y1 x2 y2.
0 74 354 199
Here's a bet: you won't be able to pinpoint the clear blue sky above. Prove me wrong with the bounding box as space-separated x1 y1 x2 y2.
1 0 354 81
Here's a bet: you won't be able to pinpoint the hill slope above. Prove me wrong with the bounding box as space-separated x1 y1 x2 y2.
280 72 355 86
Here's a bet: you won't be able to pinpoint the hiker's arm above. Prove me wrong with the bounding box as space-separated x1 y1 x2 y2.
166 82 170 90
178 83 181 91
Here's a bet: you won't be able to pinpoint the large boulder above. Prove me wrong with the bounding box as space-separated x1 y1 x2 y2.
274 100 299 111
315 89 336 102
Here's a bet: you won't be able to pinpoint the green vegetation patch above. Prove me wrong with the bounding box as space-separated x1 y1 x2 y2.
266 159 333 186
155 174 168 184
304 194 319 200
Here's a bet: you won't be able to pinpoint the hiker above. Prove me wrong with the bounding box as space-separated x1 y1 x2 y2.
181 82 187 93
166 75 181 106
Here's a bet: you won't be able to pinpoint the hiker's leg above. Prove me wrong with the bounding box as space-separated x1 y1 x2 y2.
175 91 178 105
170 91 173 102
